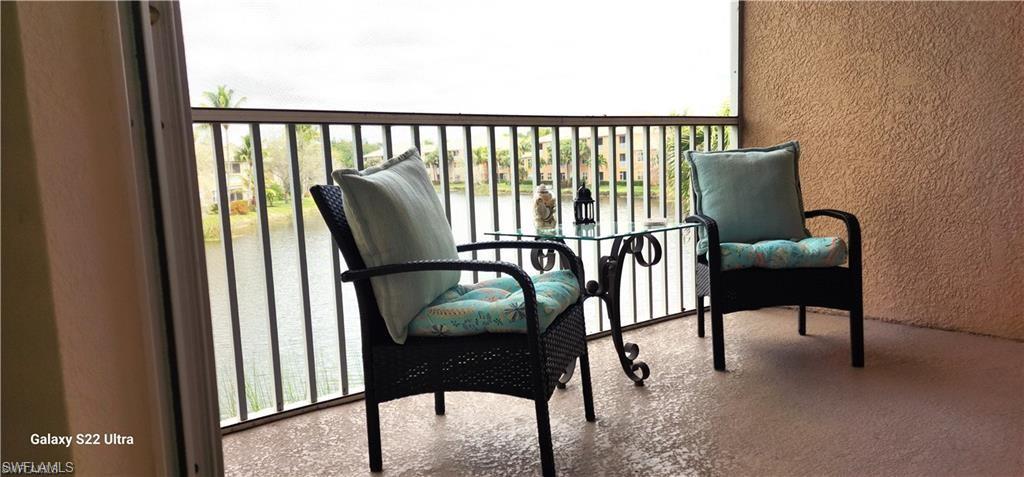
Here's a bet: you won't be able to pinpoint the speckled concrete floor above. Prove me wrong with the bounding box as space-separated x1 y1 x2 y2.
222 308 1024 476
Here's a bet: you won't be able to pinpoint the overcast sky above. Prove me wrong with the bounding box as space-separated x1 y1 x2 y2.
181 0 738 116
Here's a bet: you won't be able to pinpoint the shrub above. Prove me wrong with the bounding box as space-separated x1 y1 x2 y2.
265 186 283 207
228 199 251 215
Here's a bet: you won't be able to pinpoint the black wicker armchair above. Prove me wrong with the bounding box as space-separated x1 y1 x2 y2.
311 184 595 477
687 209 863 371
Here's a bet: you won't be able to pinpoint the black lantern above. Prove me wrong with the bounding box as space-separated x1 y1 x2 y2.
573 186 595 225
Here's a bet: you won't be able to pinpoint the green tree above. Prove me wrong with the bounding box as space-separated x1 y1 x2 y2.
330 139 356 170
265 184 285 207
422 148 457 182
201 85 248 192
661 101 732 205
234 134 256 194
201 85 247 109
580 143 608 186
496 149 511 169
472 146 489 168
295 124 319 144
233 134 253 163
516 133 534 182
466 147 515 183
540 139 593 187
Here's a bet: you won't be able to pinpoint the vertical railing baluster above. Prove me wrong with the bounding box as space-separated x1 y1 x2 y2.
571 126 581 257
439 126 451 223
510 127 523 266
591 126 603 330
250 124 284 411
531 126 541 192
659 126 668 317
626 126 634 219
553 126 562 224
464 125 478 282
353 125 365 170
606 126 618 333
212 123 247 421
287 124 318 404
689 125 698 313
610 127 618 223
321 124 348 396
642 125 651 219
590 126 600 220
642 125 653 321
571 127 580 195
626 126 637 323
703 125 711 152
717 125 724 151
412 125 421 152
675 125 684 314
487 126 500 275
383 125 393 158
531 128 542 271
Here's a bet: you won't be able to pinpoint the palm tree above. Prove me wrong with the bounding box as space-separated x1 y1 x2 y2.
471 147 491 184
234 134 256 194
202 85 248 200
202 85 247 109
422 149 440 182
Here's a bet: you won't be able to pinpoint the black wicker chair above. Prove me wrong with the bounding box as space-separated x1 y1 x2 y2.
310 184 595 477
686 210 863 371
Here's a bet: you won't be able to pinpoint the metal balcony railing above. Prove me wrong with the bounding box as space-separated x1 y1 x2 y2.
190 108 739 430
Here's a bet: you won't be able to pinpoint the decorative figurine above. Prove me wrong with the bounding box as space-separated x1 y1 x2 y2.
533 184 557 229
573 185 595 225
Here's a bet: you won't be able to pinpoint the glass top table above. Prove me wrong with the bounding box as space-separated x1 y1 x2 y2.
485 220 697 242
486 220 702 386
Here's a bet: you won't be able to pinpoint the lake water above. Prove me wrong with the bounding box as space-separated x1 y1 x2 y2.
206 191 696 421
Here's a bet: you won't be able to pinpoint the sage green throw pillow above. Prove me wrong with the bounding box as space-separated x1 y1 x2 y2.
332 148 460 344
687 141 809 244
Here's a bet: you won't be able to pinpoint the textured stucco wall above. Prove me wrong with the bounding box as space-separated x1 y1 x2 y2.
3 2 167 473
742 2 1024 340
1 2 73 465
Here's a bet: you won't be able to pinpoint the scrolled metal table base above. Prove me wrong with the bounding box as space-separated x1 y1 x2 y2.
535 234 663 387
585 233 661 386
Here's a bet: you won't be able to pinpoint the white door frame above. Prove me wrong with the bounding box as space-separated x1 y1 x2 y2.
122 2 224 475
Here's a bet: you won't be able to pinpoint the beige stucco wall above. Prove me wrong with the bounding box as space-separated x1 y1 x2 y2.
742 2 1024 339
1 2 74 467
2 2 168 474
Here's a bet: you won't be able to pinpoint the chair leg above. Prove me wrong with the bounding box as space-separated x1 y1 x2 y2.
711 308 726 371
696 295 706 338
534 398 556 476
366 398 383 472
579 352 596 422
798 305 807 336
434 392 445 416
850 304 865 368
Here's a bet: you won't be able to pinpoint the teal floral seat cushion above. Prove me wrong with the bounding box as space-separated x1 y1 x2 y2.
408 270 581 338
697 237 848 272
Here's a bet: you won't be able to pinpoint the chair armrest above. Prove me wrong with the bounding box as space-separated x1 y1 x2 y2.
804 209 861 268
684 214 721 273
340 259 543 341
457 240 584 288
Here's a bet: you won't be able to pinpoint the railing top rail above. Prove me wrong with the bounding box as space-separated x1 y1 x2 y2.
191 107 739 127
